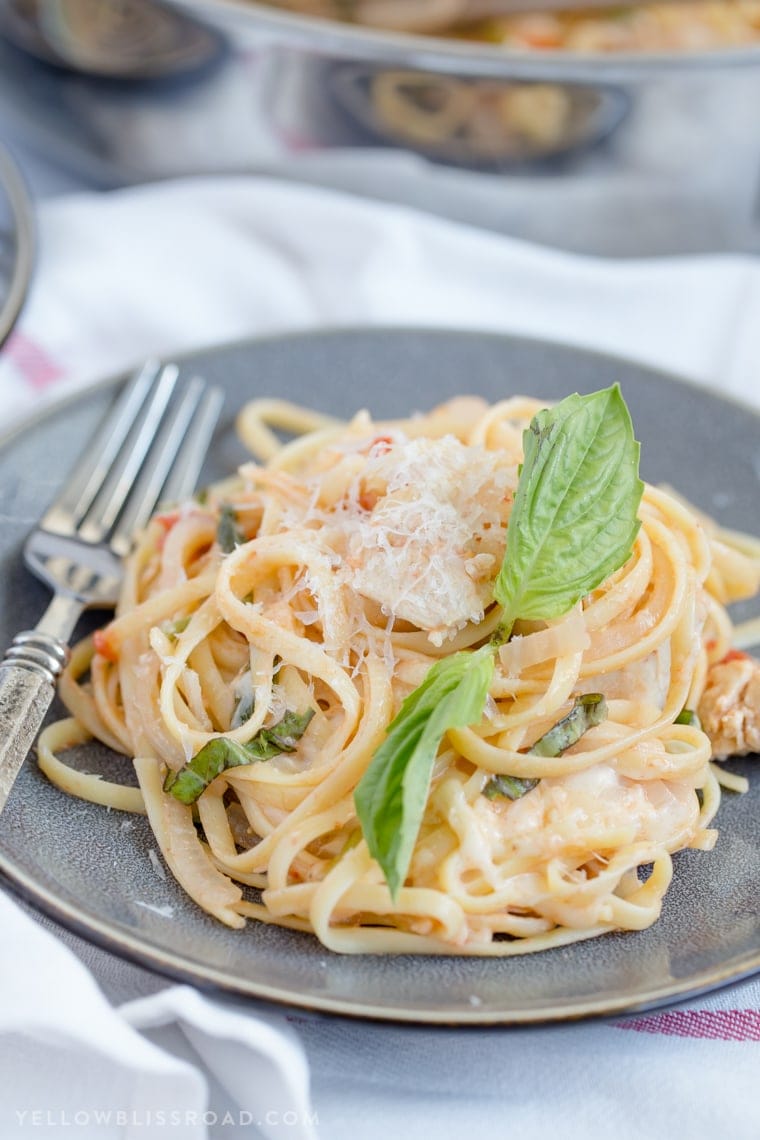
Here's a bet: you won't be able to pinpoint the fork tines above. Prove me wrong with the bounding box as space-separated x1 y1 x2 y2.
41 361 223 555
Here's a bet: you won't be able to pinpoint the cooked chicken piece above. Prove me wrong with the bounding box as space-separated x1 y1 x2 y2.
697 652 760 760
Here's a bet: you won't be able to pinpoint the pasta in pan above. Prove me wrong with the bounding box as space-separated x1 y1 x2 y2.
38 387 760 955
263 0 760 53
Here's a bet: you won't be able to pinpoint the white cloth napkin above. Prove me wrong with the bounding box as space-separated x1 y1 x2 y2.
3 177 760 427
2 176 760 1140
0 892 315 1140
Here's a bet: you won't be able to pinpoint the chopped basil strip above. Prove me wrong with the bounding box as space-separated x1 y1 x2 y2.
164 708 314 804
483 774 539 801
162 615 191 640
482 693 607 801
231 691 255 729
530 693 607 757
217 503 245 553
675 707 701 729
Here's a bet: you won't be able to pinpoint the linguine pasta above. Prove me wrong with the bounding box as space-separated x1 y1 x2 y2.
38 392 760 954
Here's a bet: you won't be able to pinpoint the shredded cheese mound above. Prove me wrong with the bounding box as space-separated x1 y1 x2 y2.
246 431 516 648
340 436 513 644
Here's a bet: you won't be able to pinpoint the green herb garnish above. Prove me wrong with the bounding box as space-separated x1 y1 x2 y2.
493 385 642 641
483 693 607 801
354 645 495 900
355 385 642 899
164 708 314 804
231 690 255 729
483 774 538 801
217 503 245 554
162 615 191 641
530 692 607 756
675 708 701 729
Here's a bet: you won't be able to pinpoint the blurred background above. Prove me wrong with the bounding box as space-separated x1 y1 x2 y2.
0 0 759 260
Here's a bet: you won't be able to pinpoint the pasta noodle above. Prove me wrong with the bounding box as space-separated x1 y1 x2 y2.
38 392 760 955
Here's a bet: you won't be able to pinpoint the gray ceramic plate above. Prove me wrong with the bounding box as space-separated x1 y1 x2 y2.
0 141 34 349
0 328 758 1025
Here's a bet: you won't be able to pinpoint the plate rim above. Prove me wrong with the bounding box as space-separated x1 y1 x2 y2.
0 140 35 351
2 323 760 452
1 324 759 1026
3 855 760 1026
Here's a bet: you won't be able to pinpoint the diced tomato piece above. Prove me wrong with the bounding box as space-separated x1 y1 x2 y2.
153 510 180 532
93 628 119 663
522 31 561 47
367 435 393 456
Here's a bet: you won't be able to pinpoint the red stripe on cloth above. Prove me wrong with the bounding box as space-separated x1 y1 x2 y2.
4 332 65 390
615 1010 760 1041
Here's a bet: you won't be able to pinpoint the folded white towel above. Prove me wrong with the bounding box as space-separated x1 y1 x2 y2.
2 177 760 432
0 891 315 1140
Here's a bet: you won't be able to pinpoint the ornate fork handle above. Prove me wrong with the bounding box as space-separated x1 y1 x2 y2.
0 595 82 813
0 650 66 812
3 629 70 684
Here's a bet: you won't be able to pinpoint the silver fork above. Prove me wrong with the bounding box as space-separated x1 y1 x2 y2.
0 359 223 814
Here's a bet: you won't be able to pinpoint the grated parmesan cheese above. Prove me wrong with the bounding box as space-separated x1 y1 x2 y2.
244 431 516 660
338 435 515 645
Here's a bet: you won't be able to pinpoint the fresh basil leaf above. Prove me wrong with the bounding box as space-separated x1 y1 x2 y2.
354 644 495 900
163 738 248 803
494 385 643 637
164 708 314 804
231 672 254 729
217 503 245 554
231 693 255 728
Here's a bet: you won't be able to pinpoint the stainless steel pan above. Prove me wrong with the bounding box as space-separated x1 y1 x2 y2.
1 0 759 255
